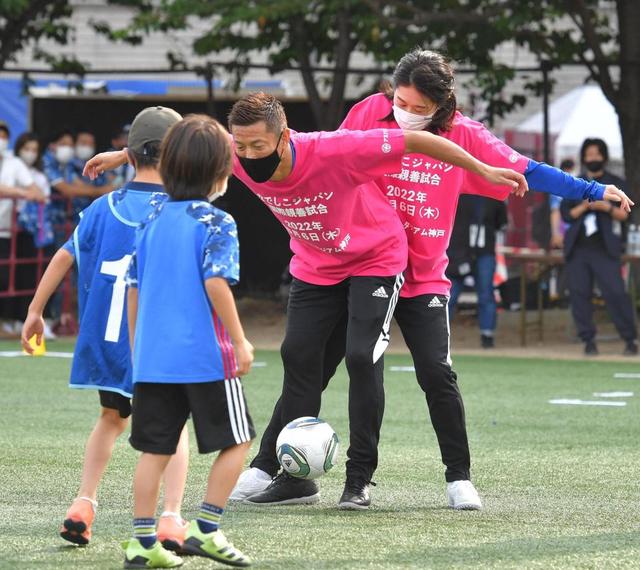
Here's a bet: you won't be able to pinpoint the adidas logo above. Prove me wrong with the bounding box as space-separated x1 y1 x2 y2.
428 296 444 308
372 286 389 298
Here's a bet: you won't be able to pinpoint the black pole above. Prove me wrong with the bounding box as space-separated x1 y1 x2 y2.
541 60 551 164
205 63 215 117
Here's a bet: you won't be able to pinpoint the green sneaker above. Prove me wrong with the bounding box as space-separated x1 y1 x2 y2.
182 521 251 567
122 538 184 568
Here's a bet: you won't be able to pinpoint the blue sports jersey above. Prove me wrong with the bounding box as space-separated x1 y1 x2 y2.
62 182 168 397
126 200 240 384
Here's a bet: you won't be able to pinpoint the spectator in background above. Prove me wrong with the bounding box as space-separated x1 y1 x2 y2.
109 124 135 186
72 129 114 218
560 138 637 356
549 158 575 249
447 195 508 348
14 132 56 339
43 129 114 328
0 122 46 336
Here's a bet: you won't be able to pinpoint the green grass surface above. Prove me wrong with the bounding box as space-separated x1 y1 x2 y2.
1 339 639 569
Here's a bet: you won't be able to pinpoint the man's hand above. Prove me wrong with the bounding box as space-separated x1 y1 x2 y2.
480 166 528 197
602 185 634 212
82 150 128 180
21 312 45 354
233 338 255 376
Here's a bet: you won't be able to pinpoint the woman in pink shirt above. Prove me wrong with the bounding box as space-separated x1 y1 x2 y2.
236 51 631 511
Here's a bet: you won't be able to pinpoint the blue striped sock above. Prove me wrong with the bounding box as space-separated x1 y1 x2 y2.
133 517 157 549
196 502 224 534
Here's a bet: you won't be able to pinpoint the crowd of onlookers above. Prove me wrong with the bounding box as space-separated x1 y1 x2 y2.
0 120 134 338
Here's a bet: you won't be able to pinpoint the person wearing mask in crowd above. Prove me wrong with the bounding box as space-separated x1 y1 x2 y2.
72 129 114 218
43 129 116 330
9 132 56 337
560 138 637 356
230 50 633 512
0 122 46 336
447 195 508 348
110 124 136 187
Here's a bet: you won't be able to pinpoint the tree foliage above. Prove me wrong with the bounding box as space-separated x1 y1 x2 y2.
0 0 85 73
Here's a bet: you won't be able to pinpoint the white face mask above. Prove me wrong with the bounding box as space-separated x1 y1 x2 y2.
19 150 38 166
0 138 9 154
75 145 95 161
392 104 434 131
55 145 75 163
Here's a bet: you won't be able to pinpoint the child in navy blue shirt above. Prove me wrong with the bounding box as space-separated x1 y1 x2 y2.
124 115 255 568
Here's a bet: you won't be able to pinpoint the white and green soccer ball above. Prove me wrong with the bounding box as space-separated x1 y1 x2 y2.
276 416 340 479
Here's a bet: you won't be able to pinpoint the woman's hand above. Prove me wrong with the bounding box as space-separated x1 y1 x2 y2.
603 185 634 212
480 165 528 197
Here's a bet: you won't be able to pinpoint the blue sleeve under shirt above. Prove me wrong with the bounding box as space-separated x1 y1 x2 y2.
525 160 605 201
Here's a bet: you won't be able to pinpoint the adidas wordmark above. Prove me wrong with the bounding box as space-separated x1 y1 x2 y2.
372 287 389 298
428 296 444 308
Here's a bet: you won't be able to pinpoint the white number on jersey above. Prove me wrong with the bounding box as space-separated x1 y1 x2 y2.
100 254 132 342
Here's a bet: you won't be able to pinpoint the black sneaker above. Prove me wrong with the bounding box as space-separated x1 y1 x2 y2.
338 478 374 510
584 340 598 355
244 472 319 505
480 334 495 349
623 340 638 356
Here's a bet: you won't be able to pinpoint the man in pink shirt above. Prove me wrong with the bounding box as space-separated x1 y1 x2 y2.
235 55 632 511
84 93 528 511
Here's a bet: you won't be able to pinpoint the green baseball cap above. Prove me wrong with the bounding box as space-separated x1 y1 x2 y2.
128 106 182 154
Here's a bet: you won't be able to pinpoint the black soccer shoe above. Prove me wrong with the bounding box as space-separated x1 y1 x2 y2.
338 478 374 510
244 472 319 505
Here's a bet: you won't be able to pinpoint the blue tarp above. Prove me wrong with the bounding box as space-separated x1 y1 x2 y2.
0 77 223 146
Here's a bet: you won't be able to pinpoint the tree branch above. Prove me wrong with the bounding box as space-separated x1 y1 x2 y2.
566 0 617 103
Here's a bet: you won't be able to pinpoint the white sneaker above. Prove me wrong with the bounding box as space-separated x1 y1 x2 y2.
229 467 272 501
43 319 58 340
447 480 483 510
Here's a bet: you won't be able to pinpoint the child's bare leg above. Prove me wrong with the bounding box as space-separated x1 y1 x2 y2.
204 441 251 508
161 425 189 514
77 407 128 500
134 453 172 518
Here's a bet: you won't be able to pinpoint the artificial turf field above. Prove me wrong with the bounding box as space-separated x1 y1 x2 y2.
1 339 639 569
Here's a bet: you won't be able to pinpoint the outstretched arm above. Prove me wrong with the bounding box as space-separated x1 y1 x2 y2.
524 160 633 212
403 130 528 196
22 248 74 353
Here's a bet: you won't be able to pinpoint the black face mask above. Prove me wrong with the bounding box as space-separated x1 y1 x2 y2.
237 131 284 183
585 160 605 173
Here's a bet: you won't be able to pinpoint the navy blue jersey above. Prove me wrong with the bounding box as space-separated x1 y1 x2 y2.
63 182 167 397
126 200 239 384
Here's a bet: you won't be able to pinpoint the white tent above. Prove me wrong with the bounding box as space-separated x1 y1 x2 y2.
516 85 623 165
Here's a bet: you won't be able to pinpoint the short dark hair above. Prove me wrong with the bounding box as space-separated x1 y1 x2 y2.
160 115 232 201
0 122 9 138
228 92 287 134
580 138 609 163
50 128 74 145
559 158 575 171
127 141 162 171
383 49 457 134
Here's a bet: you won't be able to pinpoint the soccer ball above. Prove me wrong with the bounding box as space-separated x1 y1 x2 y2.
276 416 340 479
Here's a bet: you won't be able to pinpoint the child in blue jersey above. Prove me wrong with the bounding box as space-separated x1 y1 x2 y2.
21 107 191 550
124 114 255 569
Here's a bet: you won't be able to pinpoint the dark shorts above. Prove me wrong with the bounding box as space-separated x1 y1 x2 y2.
130 378 255 455
99 390 132 419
